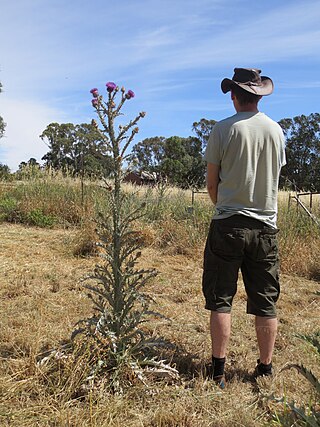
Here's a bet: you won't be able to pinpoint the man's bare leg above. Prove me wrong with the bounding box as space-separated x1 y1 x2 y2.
210 311 231 387
210 311 231 357
255 316 277 365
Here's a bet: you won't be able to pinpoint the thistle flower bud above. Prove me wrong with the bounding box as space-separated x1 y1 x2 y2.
106 82 117 93
90 88 99 98
125 90 135 99
121 86 126 93
139 111 146 118
92 98 99 107
133 127 139 134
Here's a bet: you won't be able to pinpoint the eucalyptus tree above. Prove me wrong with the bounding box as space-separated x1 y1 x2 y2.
192 118 217 150
40 122 112 178
279 113 320 191
132 135 206 188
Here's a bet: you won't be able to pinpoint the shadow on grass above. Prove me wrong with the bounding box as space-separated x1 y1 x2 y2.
309 267 320 282
1 334 261 390
141 337 259 387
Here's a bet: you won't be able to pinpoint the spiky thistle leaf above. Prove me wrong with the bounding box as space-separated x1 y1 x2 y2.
281 364 320 394
295 331 320 355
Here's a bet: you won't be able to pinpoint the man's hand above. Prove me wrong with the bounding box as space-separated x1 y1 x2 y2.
206 162 220 204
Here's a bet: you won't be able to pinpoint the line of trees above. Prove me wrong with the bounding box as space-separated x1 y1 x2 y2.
38 118 216 188
1 112 319 191
129 119 216 188
130 114 320 191
279 113 320 191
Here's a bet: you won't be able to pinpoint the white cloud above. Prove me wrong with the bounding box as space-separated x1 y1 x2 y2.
278 81 320 89
0 98 63 171
142 1 320 72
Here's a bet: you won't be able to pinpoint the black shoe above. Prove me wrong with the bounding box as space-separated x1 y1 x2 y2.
254 359 272 378
212 374 226 389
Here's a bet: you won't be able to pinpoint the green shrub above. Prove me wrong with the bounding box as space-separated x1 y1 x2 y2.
26 208 56 228
0 179 99 227
0 197 21 222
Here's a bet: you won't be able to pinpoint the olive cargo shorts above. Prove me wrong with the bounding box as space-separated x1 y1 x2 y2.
202 215 280 317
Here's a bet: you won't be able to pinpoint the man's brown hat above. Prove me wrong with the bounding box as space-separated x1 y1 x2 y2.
221 68 274 96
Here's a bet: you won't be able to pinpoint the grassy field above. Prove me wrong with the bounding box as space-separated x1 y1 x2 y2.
0 179 319 426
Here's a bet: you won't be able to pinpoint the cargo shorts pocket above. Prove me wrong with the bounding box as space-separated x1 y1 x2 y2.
211 225 245 257
256 229 279 261
202 266 218 310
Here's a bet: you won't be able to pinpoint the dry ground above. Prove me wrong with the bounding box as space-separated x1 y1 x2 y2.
0 223 319 427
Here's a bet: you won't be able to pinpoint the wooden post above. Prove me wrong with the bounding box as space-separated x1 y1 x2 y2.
292 195 320 227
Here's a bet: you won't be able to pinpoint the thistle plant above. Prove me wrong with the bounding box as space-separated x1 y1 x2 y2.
73 82 175 388
268 331 320 426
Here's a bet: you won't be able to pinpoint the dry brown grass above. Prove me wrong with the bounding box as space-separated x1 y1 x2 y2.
0 223 319 426
280 234 320 280
277 195 320 281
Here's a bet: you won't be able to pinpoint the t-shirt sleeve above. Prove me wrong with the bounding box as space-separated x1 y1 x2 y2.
204 125 221 165
279 130 286 167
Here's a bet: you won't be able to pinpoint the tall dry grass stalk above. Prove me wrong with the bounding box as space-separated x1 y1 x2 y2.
278 195 320 280
0 172 100 226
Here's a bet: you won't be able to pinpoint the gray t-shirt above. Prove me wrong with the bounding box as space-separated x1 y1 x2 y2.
204 111 286 228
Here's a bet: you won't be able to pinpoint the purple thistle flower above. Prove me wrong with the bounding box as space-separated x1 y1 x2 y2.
106 82 117 93
92 98 99 107
90 88 99 98
126 89 135 99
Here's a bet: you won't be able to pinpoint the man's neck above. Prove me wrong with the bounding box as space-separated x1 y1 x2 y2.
235 103 259 113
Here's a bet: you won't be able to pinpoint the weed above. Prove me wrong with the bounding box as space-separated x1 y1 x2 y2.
268 332 320 426
0 196 21 222
26 208 56 228
61 83 177 394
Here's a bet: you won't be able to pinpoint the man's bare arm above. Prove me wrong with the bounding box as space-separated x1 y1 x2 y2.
206 162 220 204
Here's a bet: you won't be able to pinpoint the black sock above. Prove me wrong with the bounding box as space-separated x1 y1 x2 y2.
212 356 226 378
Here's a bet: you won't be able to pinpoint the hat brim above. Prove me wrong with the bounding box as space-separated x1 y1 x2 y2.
221 76 274 96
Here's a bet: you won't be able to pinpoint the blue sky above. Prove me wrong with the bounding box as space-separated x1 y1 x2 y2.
1 0 320 170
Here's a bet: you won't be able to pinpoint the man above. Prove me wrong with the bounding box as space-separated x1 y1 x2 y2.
203 68 286 389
